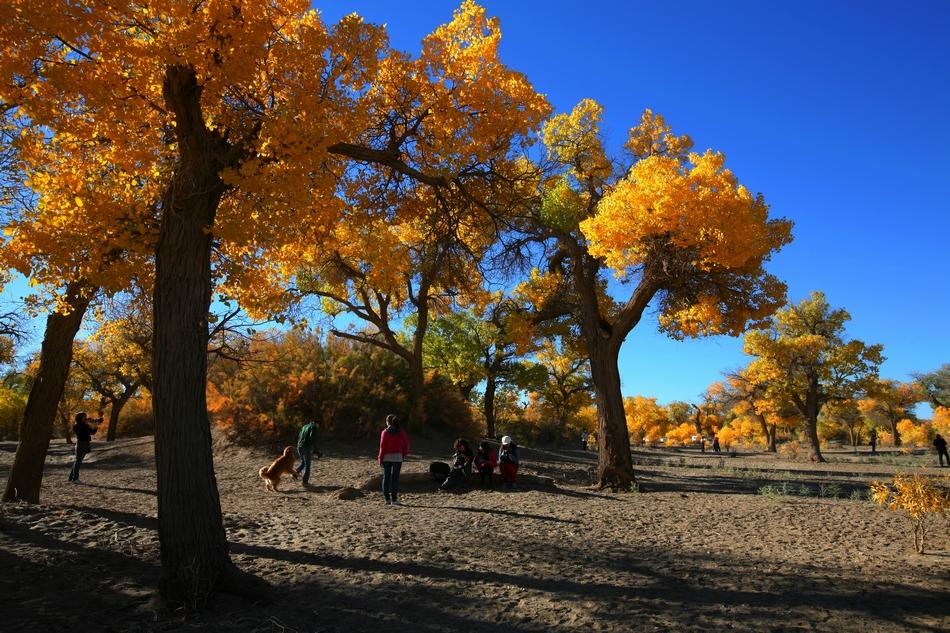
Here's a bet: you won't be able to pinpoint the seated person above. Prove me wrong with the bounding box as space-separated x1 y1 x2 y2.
497 435 520 489
474 440 497 489
440 438 474 490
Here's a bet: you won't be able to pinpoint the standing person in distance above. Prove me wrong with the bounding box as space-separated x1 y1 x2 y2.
68 411 101 483
934 433 949 467
378 414 410 505
295 418 321 485
869 428 878 455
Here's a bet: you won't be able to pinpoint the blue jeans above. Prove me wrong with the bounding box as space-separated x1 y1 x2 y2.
69 441 90 481
295 446 312 484
381 460 402 502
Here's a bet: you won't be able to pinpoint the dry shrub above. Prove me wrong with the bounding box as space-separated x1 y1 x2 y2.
871 473 950 554
778 439 803 461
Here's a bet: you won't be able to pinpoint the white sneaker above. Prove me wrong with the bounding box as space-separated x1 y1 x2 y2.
392 500 403 506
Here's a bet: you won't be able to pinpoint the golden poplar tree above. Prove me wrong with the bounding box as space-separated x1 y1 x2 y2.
743 291 884 462
522 101 792 487
1 0 548 602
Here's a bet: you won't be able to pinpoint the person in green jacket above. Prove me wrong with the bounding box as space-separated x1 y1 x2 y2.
295 419 321 485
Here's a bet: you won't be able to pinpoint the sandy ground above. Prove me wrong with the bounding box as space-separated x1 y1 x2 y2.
1 434 948 632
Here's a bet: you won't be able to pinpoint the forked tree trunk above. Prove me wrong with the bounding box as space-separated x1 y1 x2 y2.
154 65 233 604
589 341 635 489
2 280 93 503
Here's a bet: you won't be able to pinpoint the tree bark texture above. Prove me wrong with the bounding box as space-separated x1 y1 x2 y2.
2 280 93 503
589 340 635 489
153 65 232 604
803 376 825 462
406 356 426 430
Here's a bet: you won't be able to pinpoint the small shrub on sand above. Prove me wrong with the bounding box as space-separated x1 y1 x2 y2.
819 482 842 499
870 473 950 554
778 440 803 461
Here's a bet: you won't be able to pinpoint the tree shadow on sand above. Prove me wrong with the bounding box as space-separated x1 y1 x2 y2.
229 539 950 632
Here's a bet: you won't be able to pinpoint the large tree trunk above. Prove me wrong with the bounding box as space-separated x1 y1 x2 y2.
153 65 233 604
803 376 825 462
483 375 497 439
753 412 777 452
105 383 139 442
888 415 901 447
589 341 635 489
407 356 426 429
2 280 93 503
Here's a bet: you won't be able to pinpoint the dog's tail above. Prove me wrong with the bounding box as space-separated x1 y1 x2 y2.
259 466 267 478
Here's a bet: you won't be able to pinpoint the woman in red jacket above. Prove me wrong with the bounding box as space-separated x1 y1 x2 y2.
377 414 410 505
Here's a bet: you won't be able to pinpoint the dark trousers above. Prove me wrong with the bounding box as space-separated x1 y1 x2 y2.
382 460 402 501
295 446 312 483
939 449 950 467
478 466 493 488
68 441 91 481
441 467 466 490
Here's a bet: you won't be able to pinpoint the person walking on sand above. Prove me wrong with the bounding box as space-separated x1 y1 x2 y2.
934 434 949 467
474 441 497 489
295 418 321 485
378 414 410 505
68 411 101 483
497 435 520 489
580 429 589 451
869 428 877 455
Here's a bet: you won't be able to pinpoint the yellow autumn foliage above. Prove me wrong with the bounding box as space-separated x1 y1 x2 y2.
870 473 950 554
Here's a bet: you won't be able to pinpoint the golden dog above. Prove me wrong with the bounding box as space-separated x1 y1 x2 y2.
259 446 298 491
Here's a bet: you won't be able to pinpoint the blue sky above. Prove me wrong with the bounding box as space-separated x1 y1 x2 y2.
318 0 950 411
3 2 947 414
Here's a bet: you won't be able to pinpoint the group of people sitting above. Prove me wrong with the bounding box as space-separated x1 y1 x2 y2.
437 435 520 491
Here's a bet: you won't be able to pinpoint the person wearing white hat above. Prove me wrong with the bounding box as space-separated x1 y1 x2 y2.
496 435 520 489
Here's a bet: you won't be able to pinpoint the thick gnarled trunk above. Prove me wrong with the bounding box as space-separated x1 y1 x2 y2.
3 281 93 503
483 375 497 439
803 376 825 462
153 65 232 604
589 340 635 489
